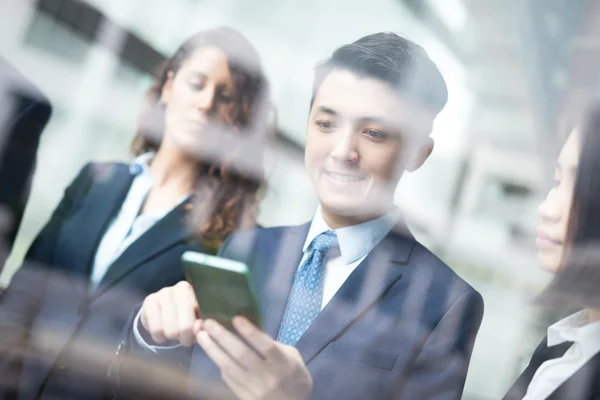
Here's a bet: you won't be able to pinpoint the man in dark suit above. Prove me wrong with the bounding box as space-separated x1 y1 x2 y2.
0 57 52 252
111 32 484 400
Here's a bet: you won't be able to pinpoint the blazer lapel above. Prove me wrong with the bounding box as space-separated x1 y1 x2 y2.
90 198 193 299
56 163 133 292
295 223 416 364
254 224 309 339
503 338 599 400
549 351 600 400
503 339 549 400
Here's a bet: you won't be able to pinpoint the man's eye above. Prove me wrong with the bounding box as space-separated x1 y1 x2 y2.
364 129 387 140
316 120 335 131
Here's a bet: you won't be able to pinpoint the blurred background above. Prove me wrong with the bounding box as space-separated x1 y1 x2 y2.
1 0 599 398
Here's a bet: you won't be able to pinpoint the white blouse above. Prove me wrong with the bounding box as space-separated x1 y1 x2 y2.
523 310 600 399
89 152 189 287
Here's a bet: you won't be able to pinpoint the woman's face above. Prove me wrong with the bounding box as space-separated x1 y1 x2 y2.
537 129 581 273
160 46 236 157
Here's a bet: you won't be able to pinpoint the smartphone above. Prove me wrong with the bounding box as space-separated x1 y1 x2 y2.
181 251 263 329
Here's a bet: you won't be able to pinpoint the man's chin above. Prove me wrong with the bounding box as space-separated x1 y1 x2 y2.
321 201 359 216
321 201 391 226
321 191 394 215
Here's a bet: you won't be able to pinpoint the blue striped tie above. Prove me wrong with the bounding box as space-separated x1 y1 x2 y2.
277 230 339 346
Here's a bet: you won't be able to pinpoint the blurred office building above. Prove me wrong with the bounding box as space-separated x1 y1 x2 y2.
1 0 600 398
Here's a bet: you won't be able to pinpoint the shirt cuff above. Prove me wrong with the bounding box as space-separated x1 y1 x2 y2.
133 308 182 353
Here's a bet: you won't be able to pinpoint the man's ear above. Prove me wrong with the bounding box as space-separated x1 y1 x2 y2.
160 71 174 103
406 137 434 172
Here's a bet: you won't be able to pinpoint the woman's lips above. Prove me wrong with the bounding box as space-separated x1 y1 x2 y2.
536 228 563 249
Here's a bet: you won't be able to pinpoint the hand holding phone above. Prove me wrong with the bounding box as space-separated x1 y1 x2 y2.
140 280 201 347
140 252 262 346
182 251 263 329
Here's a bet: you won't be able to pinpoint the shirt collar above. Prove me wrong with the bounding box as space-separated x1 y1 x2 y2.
129 151 155 176
303 206 401 264
547 310 600 356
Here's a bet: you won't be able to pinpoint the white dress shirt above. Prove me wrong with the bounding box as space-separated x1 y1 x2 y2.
523 310 600 400
303 206 400 309
89 152 189 287
133 206 401 351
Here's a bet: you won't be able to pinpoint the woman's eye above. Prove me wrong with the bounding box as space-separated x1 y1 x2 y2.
316 120 335 131
364 129 387 141
188 80 205 90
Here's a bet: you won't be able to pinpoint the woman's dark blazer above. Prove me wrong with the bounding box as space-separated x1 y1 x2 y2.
0 162 210 400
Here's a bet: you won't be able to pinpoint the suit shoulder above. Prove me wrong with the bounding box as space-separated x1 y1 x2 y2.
409 240 481 300
87 161 128 176
220 224 308 259
64 162 128 195
0 56 51 104
226 224 306 242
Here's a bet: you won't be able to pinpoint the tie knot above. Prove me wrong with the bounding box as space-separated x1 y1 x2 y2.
309 230 339 255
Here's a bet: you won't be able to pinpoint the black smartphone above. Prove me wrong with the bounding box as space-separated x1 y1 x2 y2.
182 251 263 329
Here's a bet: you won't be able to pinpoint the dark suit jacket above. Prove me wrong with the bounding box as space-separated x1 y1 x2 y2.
112 222 484 400
0 57 52 249
0 162 207 400
504 336 600 400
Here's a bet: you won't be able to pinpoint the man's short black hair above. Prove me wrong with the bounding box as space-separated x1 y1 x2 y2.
311 32 448 114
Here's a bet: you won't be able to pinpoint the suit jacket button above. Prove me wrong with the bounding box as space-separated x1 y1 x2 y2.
56 354 68 370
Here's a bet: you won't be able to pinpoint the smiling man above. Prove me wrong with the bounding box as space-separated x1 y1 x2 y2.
111 32 484 400
305 66 436 228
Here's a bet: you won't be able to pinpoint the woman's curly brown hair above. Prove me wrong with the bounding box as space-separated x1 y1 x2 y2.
131 27 270 252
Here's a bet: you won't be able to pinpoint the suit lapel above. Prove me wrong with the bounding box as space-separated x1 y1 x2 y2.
296 223 416 364
57 163 133 293
90 198 193 299
504 340 600 400
254 224 309 339
503 339 549 400
550 351 600 400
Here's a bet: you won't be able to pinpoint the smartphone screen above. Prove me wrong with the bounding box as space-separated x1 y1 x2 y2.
182 251 263 329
